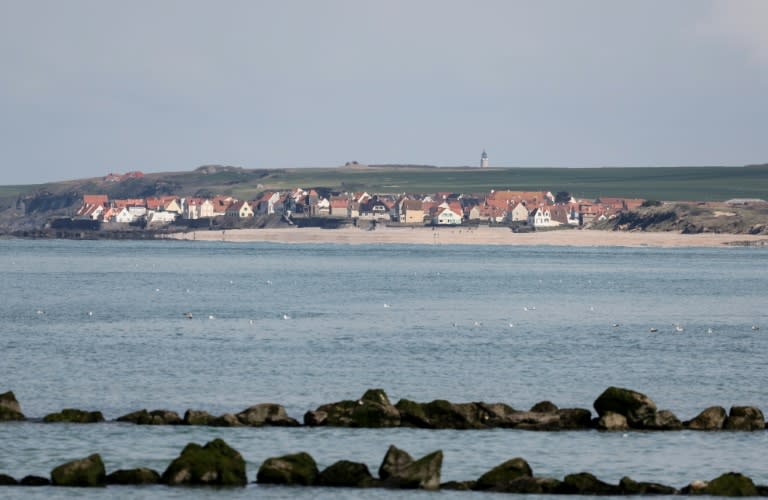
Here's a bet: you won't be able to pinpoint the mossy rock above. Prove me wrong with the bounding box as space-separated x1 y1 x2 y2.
594 386 657 427
312 390 400 428
702 472 758 496
395 399 431 428
318 460 374 487
620 476 677 494
559 472 620 495
257 452 319 486
378 444 414 480
183 409 214 426
530 401 558 413
379 446 442 490
116 409 181 425
43 408 104 423
686 406 727 430
51 453 106 487
474 457 533 491
161 438 246 486
20 475 50 486
724 406 765 431
106 468 160 485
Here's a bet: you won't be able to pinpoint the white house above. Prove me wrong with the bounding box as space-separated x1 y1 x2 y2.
434 207 463 225
115 206 146 223
146 210 177 225
527 207 560 228
504 202 529 223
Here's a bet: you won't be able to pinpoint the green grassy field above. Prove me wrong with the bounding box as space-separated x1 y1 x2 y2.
2 164 767 203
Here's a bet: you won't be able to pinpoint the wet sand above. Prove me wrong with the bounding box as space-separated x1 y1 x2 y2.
165 226 768 248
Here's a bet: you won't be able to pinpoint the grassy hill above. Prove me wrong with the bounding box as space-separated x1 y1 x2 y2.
1 164 767 214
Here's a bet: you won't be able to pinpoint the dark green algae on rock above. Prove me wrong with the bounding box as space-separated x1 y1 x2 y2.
0 391 25 421
43 408 104 423
161 438 246 486
256 452 319 486
50 453 106 487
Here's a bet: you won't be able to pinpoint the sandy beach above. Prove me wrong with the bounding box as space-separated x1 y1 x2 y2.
165 226 768 248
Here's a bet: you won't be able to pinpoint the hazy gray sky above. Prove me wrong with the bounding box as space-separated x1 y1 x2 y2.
1 0 767 184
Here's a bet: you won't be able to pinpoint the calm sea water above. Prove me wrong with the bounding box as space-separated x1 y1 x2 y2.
1 239 766 498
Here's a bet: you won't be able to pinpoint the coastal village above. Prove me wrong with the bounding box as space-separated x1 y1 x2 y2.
73 184 646 230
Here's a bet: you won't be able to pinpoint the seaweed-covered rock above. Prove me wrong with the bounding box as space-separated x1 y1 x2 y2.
161 438 246 486
106 468 161 485
308 389 400 427
594 387 657 428
256 452 319 486
43 409 104 423
318 460 374 487
441 480 476 490
558 472 620 495
20 475 50 486
0 473 18 485
619 476 677 494
473 457 533 491
378 445 442 490
116 409 182 425
51 453 106 487
597 411 629 431
686 406 727 430
639 409 683 430
502 476 562 494
236 403 299 427
303 410 327 426
724 406 765 431
183 409 214 426
702 472 758 496
0 391 25 421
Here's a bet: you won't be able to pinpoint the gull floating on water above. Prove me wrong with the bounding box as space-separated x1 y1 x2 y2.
509 323 515 328
183 312 193 319
674 324 684 332
87 311 93 316
36 309 45 315
649 328 658 333
707 328 714 334
208 315 215 320
473 321 482 327
612 323 620 328
752 325 760 331
383 303 391 308
283 314 291 320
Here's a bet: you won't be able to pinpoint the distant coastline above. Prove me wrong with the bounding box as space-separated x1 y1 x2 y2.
164 226 768 248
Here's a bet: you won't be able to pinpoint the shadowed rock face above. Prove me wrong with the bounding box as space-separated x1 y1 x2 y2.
236 403 299 427
306 389 401 428
161 438 246 486
43 409 104 423
20 475 50 486
685 406 727 430
558 472 621 495
0 391 25 421
0 473 18 485
318 460 374 487
703 472 758 496
116 409 182 425
106 468 160 485
183 409 214 426
378 445 442 490
51 454 106 487
619 476 677 495
597 411 629 431
474 457 533 491
256 452 319 486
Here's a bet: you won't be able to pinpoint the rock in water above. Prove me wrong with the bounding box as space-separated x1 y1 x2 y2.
256 452 319 486
473 457 533 491
20 475 50 486
530 400 559 413
183 409 215 426
0 473 18 485
703 472 758 496
306 389 400 427
593 386 657 428
597 411 629 431
236 403 299 427
619 476 677 494
43 409 104 423
161 438 246 486
0 391 25 421
106 468 160 485
116 409 182 425
559 472 620 495
685 406 727 430
318 460 374 487
378 445 442 490
50 453 106 487
639 409 683 430
724 406 765 431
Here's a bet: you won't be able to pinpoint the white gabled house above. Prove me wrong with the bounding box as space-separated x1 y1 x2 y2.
527 207 560 228
434 206 463 225
146 210 177 225
504 202 530 223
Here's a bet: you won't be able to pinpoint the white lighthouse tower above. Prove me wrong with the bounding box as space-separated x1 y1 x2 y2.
480 149 489 168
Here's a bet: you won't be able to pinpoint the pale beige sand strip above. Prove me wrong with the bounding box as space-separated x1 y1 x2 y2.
165 226 768 248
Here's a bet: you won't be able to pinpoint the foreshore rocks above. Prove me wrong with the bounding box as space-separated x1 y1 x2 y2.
106 468 160 485
50 453 106 487
0 391 25 421
1 386 766 432
257 452 319 486
161 438 247 486
43 409 104 424
378 445 442 490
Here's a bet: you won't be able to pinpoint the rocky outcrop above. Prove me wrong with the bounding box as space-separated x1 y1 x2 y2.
43 409 104 423
686 406 727 430
161 438 246 486
50 453 106 487
0 473 17 485
0 391 25 421
473 457 533 491
236 403 299 427
396 399 517 429
378 445 442 490
183 409 215 426
318 460 374 487
594 386 657 428
723 406 765 431
106 468 161 485
116 409 182 425
619 476 677 494
558 472 621 495
256 452 319 486
20 475 50 486
305 389 400 427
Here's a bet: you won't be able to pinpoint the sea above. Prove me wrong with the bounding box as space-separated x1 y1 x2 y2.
0 239 766 499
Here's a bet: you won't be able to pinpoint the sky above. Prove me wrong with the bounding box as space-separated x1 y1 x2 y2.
1 0 767 185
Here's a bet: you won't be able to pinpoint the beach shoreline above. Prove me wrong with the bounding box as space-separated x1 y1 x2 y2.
164 226 768 248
